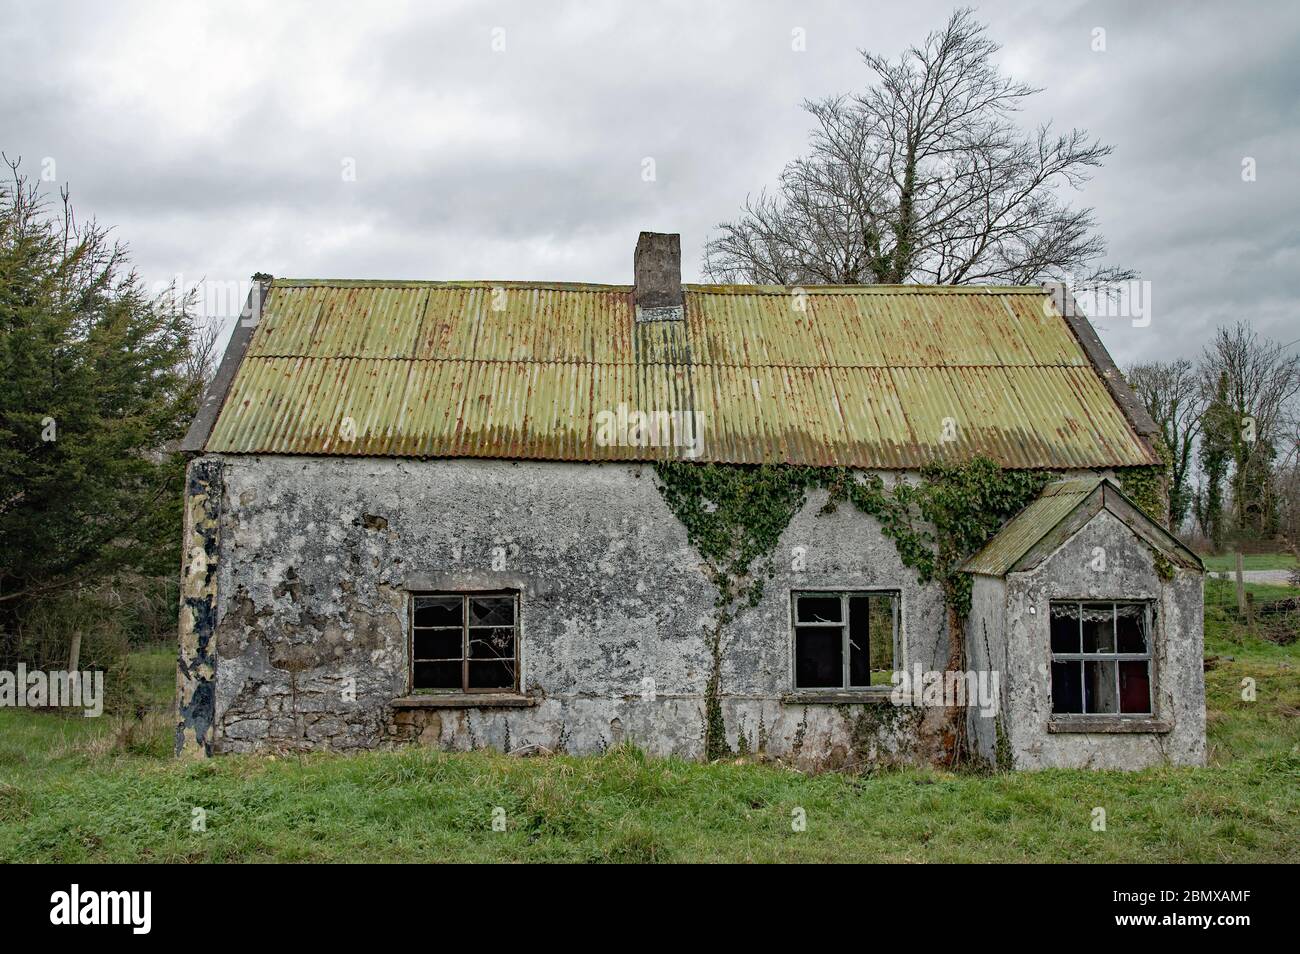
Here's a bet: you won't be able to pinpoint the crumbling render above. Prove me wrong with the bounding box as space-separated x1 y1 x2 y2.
176 457 223 756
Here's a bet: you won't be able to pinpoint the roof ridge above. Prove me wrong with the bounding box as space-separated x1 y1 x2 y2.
269 278 1047 296
685 283 1046 295
273 279 633 291
239 355 1089 369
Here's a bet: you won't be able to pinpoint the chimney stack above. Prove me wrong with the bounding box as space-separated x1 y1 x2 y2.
633 232 684 321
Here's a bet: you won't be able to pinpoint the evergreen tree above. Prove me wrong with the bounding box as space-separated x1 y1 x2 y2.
0 159 200 625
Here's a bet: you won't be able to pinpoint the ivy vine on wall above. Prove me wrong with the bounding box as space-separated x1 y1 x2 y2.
820 459 1048 617
1116 463 1168 527
653 457 1049 760
653 462 817 758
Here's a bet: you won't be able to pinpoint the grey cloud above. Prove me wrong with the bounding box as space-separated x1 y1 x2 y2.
1 0 1297 367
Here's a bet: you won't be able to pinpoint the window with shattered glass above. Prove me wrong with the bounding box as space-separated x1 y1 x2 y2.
410 592 518 692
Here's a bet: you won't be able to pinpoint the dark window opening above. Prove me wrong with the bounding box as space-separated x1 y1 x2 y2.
1049 601 1152 715
793 591 898 690
410 592 518 692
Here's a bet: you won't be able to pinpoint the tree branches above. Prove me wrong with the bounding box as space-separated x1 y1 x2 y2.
1128 325 1300 542
1126 359 1205 529
704 8 1130 288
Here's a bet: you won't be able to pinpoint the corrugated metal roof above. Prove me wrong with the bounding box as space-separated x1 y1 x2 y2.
203 281 1159 468
962 477 1103 576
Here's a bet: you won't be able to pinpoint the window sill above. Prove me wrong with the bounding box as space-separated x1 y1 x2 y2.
391 692 538 709
1048 717 1171 734
781 689 895 706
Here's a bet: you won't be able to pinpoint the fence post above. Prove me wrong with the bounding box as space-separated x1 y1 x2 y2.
67 631 81 674
1245 591 1255 629
1235 552 1247 617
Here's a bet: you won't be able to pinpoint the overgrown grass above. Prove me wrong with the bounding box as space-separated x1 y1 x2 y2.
1 608 1297 863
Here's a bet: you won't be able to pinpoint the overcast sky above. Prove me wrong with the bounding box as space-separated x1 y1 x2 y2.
2 0 1297 366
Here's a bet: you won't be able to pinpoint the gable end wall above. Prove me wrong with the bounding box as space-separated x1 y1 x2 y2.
1000 508 1205 769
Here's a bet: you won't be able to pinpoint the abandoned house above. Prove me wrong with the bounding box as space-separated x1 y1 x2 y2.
175 232 1205 770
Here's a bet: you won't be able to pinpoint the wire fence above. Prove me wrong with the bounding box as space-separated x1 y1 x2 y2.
1203 568 1299 644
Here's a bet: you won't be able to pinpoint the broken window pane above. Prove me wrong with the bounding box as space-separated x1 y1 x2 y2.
848 596 871 687
411 593 519 692
414 596 461 628
795 626 842 688
867 597 894 684
796 595 841 623
470 597 514 627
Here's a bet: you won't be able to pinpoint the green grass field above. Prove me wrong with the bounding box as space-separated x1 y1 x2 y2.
1 593 1297 863
1202 552 1297 573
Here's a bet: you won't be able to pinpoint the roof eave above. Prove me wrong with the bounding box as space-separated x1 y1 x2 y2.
1043 282 1162 466
962 476 1203 578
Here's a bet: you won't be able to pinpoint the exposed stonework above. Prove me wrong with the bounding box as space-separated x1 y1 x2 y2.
183 454 1205 770
196 455 951 765
176 457 224 757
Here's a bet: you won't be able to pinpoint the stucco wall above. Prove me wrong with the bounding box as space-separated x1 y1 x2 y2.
200 455 951 765
999 508 1206 769
965 575 1008 767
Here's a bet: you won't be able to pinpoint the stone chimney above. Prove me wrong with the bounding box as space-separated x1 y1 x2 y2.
633 231 684 322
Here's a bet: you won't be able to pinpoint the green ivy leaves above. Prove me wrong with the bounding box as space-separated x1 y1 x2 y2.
654 462 818 611
653 458 1048 759
655 458 1048 621
1117 464 1167 525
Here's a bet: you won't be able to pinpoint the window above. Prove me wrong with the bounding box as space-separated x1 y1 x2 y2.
410 592 518 692
1049 601 1151 715
792 591 898 690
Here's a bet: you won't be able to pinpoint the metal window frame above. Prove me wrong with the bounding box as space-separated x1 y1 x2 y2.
409 590 520 694
1048 600 1153 716
790 590 901 691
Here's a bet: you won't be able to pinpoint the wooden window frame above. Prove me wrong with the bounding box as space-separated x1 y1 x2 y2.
408 591 520 694
1048 600 1154 717
790 590 900 692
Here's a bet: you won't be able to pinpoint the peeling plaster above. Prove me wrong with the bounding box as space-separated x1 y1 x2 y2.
180 455 1204 770
966 508 1205 769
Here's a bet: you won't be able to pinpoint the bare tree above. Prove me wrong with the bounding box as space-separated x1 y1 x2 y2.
704 8 1131 288
1126 360 1205 530
1200 323 1300 537
183 314 222 396
1275 461 1300 549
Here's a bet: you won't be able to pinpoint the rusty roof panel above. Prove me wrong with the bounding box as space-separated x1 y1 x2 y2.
203 280 1158 468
